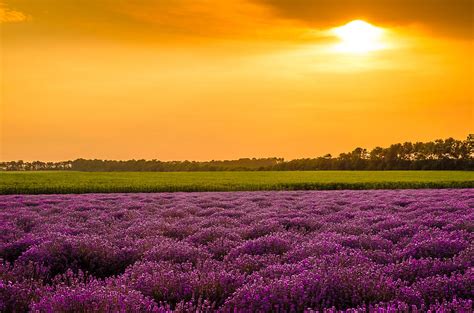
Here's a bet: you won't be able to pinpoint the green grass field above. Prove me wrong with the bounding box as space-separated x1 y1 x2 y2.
0 171 473 194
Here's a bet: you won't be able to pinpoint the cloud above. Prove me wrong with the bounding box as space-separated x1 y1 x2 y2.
0 2 29 23
256 0 473 38
3 0 471 42
113 0 270 36
0 0 310 43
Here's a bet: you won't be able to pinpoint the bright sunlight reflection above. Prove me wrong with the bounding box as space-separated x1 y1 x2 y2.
332 20 386 53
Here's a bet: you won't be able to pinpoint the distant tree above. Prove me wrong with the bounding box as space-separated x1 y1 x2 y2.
2 136 473 171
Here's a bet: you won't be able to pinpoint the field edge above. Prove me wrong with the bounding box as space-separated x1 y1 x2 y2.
1 180 473 195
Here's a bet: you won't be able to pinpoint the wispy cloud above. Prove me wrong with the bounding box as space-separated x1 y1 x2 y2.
0 2 29 23
1 0 314 43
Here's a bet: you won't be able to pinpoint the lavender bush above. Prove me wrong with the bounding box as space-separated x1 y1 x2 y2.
0 189 473 312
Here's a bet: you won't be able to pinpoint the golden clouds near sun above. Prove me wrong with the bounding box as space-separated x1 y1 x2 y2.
332 20 386 53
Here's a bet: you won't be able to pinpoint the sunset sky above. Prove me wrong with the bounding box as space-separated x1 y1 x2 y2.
1 0 472 161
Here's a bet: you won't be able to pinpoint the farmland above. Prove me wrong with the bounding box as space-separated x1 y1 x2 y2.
1 170 473 194
1 189 473 311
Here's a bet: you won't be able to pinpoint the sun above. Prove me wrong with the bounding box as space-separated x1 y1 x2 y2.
332 20 385 53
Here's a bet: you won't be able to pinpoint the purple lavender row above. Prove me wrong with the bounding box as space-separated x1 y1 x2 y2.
1 189 473 312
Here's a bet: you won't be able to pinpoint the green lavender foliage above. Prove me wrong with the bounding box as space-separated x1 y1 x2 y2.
1 171 473 194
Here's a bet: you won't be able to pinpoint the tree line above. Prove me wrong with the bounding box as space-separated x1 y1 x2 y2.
2 135 473 171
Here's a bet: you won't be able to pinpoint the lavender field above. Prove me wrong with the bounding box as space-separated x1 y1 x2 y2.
1 189 473 312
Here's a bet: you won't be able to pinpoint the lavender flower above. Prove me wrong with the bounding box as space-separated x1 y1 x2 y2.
0 189 472 312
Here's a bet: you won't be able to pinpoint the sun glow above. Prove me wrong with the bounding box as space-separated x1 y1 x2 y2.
332 20 386 53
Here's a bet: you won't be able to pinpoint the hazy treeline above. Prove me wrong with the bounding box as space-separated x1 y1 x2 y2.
2 136 473 171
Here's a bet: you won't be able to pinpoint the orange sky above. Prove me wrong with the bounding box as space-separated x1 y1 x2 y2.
0 0 473 161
